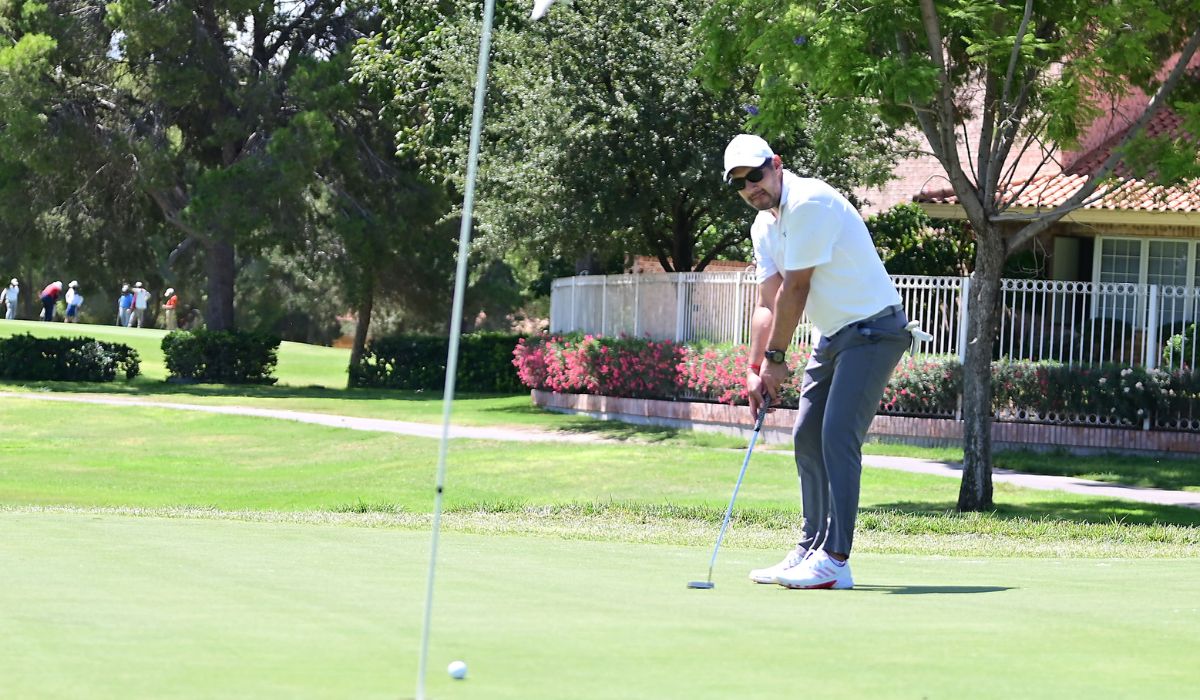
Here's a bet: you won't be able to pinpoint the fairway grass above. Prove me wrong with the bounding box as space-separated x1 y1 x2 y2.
1 511 1197 700
2 400 1199 519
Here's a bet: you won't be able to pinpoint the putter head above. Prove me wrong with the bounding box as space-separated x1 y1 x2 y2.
686 581 715 590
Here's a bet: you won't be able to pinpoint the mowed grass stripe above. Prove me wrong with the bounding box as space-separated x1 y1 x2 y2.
1 402 1198 557
0 512 1197 700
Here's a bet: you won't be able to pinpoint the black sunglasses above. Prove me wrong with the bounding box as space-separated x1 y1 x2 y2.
727 161 772 190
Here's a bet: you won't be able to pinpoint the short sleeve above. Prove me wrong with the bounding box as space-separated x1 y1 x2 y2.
752 226 779 284
783 200 839 271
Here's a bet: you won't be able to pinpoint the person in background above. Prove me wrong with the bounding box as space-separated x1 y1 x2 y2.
39 280 63 322
117 284 133 326
129 282 151 328
3 278 17 320
64 281 83 323
162 287 179 330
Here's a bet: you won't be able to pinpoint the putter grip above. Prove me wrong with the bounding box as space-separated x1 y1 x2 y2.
753 395 769 432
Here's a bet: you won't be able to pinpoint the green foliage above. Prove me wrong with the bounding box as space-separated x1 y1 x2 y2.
161 330 280 385
1162 324 1197 371
349 333 526 392
991 361 1199 425
359 0 901 271
882 356 963 415
0 333 140 381
867 204 973 276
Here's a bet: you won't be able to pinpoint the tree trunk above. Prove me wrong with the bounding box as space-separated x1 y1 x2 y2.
204 237 236 331
957 230 1005 511
349 277 375 378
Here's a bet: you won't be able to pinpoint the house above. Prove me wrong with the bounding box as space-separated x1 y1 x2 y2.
856 54 1200 328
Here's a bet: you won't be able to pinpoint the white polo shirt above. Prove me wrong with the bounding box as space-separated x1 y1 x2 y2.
751 171 901 337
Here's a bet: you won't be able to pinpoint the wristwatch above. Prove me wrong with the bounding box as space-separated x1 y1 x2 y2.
763 349 787 365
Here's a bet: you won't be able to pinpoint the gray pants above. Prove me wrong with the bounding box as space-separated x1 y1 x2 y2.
792 306 910 556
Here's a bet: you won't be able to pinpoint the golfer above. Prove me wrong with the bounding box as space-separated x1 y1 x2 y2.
724 134 910 590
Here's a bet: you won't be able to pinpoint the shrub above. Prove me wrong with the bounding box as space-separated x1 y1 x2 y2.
162 330 279 384
1162 323 1197 370
352 333 525 392
866 203 973 276
512 334 1200 427
0 334 140 382
990 360 1185 424
676 342 808 406
513 334 681 399
882 356 961 415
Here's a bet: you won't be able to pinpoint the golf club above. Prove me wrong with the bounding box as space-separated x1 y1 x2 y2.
687 394 771 590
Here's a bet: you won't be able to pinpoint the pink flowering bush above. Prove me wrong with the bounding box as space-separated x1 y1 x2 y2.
676 342 809 405
513 334 682 399
881 356 962 415
514 336 1200 425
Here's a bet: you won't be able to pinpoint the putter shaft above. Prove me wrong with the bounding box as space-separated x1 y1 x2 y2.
696 398 770 586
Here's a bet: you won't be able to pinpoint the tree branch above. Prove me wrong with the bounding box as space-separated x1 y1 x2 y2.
914 2 989 226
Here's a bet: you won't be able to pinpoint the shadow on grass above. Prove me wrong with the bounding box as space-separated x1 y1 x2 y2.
869 500 1200 527
853 585 1013 595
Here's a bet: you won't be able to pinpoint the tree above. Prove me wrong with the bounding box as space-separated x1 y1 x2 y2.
360 0 901 273
305 53 454 368
867 204 973 277
700 0 1200 510
1 0 374 330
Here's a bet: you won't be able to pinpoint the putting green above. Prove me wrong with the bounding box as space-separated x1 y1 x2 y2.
1 512 1197 699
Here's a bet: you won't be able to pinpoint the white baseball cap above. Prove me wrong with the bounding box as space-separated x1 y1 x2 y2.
722 134 775 182
9 278 16 285
69 280 78 288
122 284 129 292
165 288 174 296
134 281 142 288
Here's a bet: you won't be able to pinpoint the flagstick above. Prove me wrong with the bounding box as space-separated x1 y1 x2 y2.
415 0 496 697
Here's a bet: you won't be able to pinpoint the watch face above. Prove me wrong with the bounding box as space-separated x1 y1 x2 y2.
765 349 786 364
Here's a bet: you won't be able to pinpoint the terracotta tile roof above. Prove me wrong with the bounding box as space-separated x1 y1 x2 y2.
917 107 1200 214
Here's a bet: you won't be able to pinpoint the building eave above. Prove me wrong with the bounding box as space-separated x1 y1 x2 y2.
916 202 1200 228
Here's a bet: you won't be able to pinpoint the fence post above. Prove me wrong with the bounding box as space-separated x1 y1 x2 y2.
1144 284 1159 371
955 276 971 421
675 274 687 342
734 272 746 346
570 275 578 332
601 275 608 336
957 276 971 365
633 273 641 337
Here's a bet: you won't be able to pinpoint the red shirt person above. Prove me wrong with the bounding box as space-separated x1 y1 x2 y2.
39 281 63 322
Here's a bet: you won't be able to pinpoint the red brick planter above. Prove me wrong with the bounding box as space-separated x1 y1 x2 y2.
531 390 1200 456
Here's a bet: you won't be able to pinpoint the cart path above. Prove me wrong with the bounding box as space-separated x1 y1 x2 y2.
3 391 1198 510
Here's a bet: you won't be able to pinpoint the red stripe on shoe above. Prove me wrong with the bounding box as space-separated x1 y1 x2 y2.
782 579 837 590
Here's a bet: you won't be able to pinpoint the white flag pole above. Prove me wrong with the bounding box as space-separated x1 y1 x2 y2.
416 1 557 696
415 0 496 697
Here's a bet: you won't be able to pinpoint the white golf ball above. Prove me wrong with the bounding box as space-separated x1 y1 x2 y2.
447 660 467 680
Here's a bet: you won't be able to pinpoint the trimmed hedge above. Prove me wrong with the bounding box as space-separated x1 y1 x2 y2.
162 330 280 385
350 333 526 392
0 333 140 382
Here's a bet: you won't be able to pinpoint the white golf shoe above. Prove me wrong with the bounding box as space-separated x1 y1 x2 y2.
748 547 808 584
776 550 854 590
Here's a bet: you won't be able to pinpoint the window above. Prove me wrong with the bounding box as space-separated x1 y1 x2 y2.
1094 237 1199 325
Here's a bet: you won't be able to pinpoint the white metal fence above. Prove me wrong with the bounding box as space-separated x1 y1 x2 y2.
551 272 1200 370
